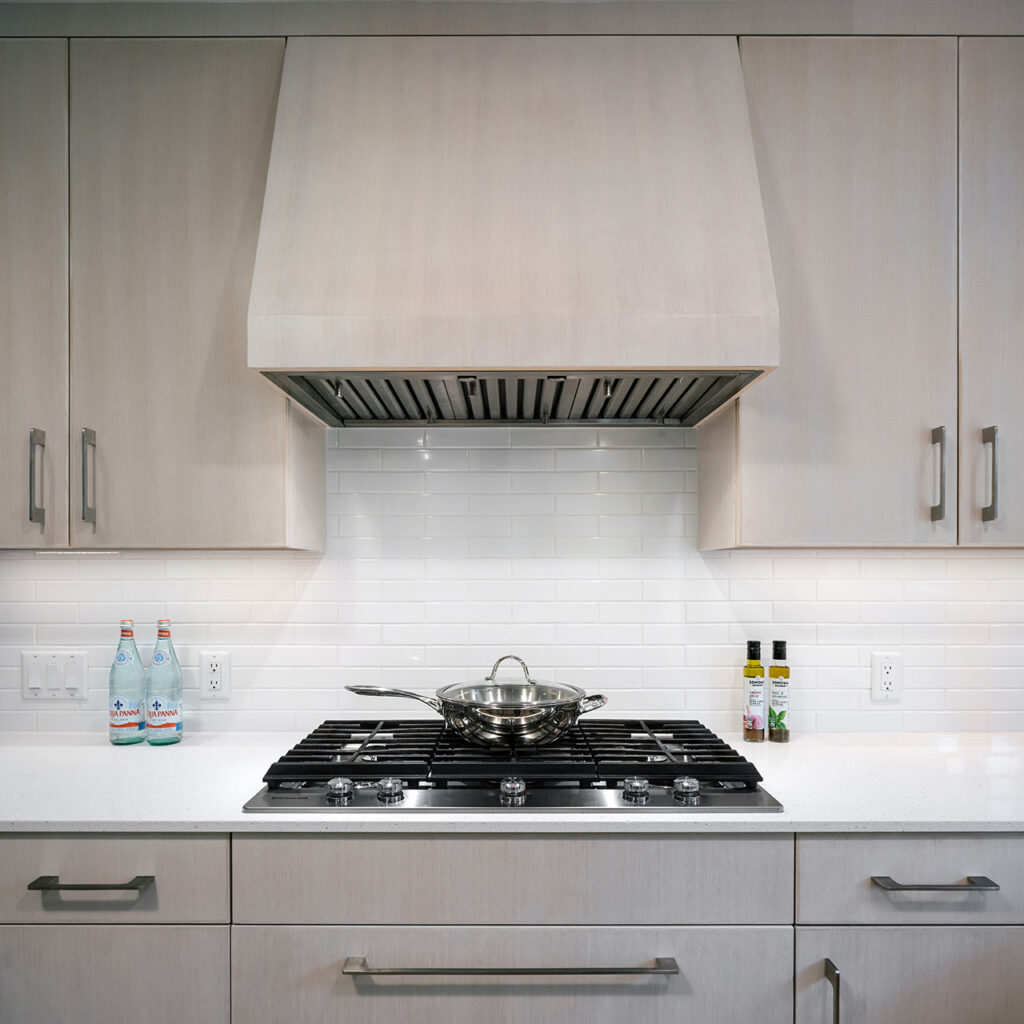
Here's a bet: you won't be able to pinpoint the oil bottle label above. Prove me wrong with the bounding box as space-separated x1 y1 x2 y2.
146 695 182 733
109 694 143 731
744 684 765 731
769 683 789 732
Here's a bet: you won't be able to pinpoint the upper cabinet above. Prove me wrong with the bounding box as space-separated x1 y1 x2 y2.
69 38 324 550
699 37 959 548
0 41 69 549
959 38 1024 546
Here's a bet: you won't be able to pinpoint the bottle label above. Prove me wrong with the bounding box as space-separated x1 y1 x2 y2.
151 650 169 667
146 695 182 733
769 682 789 733
114 650 134 666
109 694 144 731
744 684 765 731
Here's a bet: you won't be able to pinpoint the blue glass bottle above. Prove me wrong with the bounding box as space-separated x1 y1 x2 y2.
146 619 183 745
108 620 145 744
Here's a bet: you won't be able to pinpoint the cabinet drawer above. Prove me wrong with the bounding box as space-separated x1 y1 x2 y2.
233 833 793 925
0 925 229 1024
797 833 1024 924
0 833 229 923
232 924 793 1024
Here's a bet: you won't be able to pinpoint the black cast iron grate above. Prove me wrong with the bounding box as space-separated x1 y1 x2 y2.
263 719 763 790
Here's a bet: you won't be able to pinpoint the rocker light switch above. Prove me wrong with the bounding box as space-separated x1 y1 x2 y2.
22 651 88 700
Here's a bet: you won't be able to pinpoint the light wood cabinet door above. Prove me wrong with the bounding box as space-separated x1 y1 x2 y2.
959 38 1024 545
700 38 958 548
233 833 793 925
0 40 69 549
233 925 793 1024
69 38 324 550
796 926 1024 1024
0 924 229 1024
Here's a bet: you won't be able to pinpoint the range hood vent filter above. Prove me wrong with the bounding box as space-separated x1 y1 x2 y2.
267 371 762 428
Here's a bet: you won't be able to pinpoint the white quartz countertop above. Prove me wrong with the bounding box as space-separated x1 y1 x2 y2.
2 730 1023 833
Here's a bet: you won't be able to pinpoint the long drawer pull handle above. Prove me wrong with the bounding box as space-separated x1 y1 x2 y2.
81 427 97 524
27 874 154 893
930 425 946 521
29 429 46 526
824 958 840 1024
341 956 679 977
871 874 999 893
983 425 998 522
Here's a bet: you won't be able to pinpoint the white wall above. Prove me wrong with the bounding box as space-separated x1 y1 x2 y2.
2 425 1022 734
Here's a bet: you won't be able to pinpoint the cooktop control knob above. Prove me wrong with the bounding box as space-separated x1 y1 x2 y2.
622 776 650 805
673 776 700 806
325 777 354 805
499 777 527 807
376 777 405 805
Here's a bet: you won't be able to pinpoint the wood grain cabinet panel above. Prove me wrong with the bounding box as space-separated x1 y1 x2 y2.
0 40 69 548
0 924 229 1024
700 37 958 548
0 833 230 924
232 924 793 1024
68 38 323 550
233 833 794 925
959 38 1024 546
796 926 1024 1024
797 833 1024 925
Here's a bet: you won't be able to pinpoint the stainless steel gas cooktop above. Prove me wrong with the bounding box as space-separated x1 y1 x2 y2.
243 718 783 813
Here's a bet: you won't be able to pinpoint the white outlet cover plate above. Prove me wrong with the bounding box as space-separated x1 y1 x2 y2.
870 651 903 703
200 650 231 701
22 651 89 700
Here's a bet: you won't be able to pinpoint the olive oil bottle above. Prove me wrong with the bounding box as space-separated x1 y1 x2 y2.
742 640 765 742
768 640 790 743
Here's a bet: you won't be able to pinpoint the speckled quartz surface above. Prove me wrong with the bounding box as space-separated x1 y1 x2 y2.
1 730 1023 834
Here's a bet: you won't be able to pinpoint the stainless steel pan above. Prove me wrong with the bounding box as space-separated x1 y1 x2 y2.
346 655 606 746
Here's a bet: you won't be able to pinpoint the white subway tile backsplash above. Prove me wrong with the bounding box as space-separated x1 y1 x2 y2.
3 427 1024 733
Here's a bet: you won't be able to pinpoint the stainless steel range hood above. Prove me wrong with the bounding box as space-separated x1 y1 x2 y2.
249 35 778 427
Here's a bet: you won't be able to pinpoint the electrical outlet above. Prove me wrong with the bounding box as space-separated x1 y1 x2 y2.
200 651 231 701
871 651 903 703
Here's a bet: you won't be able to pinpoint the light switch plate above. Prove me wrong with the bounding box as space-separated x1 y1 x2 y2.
22 651 89 700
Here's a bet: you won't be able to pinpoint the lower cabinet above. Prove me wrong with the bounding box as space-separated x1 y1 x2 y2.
796 926 1024 1024
232 925 793 1024
0 924 229 1024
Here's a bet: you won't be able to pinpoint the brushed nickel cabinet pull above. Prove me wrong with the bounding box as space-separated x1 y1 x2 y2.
28 874 154 893
982 425 998 522
81 427 97 524
29 429 46 526
824 958 840 1024
930 425 946 521
341 956 679 977
871 874 999 893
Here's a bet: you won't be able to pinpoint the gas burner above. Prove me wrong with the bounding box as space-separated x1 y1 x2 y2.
244 718 782 813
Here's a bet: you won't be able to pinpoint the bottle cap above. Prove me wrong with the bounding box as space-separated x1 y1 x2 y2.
119 619 134 637
157 619 171 638
773 640 787 660
746 640 760 660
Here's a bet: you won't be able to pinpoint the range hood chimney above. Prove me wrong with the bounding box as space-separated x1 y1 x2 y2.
249 35 778 427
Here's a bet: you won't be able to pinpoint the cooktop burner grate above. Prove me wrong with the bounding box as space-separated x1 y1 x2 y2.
262 718 764 790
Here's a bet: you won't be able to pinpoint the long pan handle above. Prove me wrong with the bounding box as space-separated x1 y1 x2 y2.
345 685 442 714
